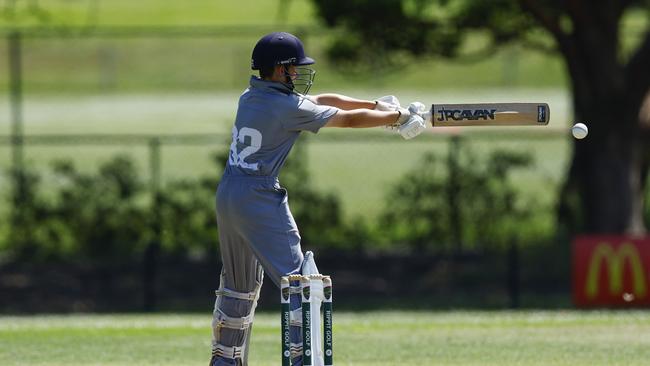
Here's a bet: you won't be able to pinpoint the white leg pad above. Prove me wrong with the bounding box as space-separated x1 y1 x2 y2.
211 268 263 365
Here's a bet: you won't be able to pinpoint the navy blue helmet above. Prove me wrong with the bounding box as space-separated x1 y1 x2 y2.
251 32 316 94
251 32 315 70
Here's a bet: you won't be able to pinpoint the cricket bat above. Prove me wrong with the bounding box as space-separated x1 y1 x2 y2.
425 103 550 127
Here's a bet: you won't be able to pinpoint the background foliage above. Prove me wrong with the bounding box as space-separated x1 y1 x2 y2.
2 0 645 311
3 138 539 262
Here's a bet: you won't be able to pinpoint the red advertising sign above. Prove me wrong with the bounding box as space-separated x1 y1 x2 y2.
573 236 650 307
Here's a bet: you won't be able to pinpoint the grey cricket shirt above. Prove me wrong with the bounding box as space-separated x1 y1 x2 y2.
224 76 339 178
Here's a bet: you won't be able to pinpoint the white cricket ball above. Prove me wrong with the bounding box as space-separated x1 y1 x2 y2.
572 123 588 139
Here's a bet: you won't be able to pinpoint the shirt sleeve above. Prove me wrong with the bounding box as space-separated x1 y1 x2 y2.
282 95 339 133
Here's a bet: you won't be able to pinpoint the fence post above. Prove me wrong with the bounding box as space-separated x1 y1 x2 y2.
507 240 520 308
8 31 28 249
143 137 162 311
447 135 463 252
9 31 24 174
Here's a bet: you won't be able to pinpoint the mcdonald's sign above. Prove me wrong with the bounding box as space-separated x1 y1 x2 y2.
573 236 650 307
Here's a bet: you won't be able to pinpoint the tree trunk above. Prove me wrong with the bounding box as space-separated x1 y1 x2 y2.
556 4 649 236
574 112 645 234
560 84 649 235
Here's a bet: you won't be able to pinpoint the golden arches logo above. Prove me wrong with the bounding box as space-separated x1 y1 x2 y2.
585 243 647 299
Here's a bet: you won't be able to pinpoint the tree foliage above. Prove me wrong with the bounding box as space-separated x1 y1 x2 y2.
1 138 546 261
6 157 152 262
382 138 537 252
312 0 540 68
1 142 354 262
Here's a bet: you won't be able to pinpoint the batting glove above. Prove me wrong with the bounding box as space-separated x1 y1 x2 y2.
398 114 427 140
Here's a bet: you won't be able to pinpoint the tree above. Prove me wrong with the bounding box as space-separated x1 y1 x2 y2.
311 0 650 235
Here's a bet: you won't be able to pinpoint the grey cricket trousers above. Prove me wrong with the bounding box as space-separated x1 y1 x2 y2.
211 175 304 365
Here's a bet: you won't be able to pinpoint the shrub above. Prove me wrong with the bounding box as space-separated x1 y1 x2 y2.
380 137 539 252
1 141 354 261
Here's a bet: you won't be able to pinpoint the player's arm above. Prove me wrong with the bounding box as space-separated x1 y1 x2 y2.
323 101 428 139
310 93 376 110
324 109 403 128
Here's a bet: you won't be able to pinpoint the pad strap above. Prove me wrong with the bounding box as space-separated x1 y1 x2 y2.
290 342 303 358
213 309 255 330
215 287 258 301
213 344 243 360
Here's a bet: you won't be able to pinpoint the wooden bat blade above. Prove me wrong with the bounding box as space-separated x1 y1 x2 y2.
430 103 550 127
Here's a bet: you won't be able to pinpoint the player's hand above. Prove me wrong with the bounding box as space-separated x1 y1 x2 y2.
398 114 427 140
385 101 424 130
374 95 401 111
376 96 418 129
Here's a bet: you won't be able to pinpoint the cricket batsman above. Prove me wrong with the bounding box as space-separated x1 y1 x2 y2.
210 31 426 366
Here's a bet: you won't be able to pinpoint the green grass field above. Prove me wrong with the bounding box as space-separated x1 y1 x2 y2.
0 0 317 28
0 1 643 92
0 1 571 93
1 311 649 365
0 1 645 94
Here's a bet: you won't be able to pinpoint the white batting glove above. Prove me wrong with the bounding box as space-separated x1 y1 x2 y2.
398 114 427 140
408 102 427 115
376 96 412 130
406 101 431 129
385 101 426 131
374 95 401 111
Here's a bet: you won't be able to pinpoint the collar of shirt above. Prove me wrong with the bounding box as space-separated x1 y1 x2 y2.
249 76 293 95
